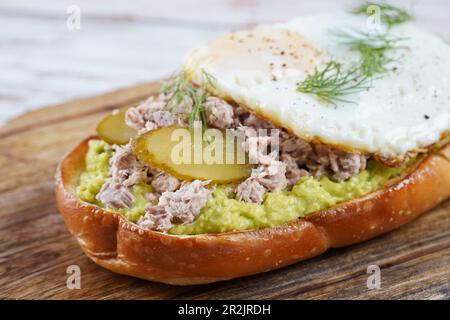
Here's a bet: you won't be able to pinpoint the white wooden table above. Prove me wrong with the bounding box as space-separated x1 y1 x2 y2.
1 0 449 126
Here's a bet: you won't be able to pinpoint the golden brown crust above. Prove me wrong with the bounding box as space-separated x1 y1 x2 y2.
55 137 450 285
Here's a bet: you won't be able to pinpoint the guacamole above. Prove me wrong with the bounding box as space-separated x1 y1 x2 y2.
76 140 409 235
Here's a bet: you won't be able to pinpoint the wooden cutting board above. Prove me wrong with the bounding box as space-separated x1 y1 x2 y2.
0 81 449 300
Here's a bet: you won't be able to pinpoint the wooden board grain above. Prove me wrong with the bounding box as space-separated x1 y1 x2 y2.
0 82 449 300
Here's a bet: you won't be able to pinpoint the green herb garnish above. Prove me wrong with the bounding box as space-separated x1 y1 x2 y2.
333 29 405 76
352 2 412 28
160 69 216 131
297 61 371 105
161 70 191 113
297 29 407 104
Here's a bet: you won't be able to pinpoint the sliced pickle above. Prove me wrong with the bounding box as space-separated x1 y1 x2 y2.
96 109 137 145
132 126 252 183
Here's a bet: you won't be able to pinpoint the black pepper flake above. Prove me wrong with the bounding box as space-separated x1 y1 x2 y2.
280 51 285 55
282 63 287 67
424 114 430 119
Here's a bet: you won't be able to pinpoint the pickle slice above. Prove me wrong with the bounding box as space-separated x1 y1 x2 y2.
132 126 252 183
96 109 137 145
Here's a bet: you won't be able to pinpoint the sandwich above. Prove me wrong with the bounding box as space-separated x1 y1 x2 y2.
56 6 450 285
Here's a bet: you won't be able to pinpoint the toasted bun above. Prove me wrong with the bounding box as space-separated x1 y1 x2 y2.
55 137 450 285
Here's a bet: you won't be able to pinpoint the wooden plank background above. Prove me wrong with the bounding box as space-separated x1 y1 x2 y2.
0 81 449 300
1 0 450 125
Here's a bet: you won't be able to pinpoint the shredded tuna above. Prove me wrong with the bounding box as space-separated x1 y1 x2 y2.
138 180 212 232
146 110 174 130
243 133 274 164
234 105 250 117
251 159 287 191
144 192 159 203
236 177 266 204
243 113 273 129
159 180 212 219
281 153 310 186
137 206 172 232
109 143 151 187
151 172 180 194
279 131 312 165
125 94 191 132
204 96 235 129
95 143 153 210
235 156 287 204
96 179 135 209
234 126 287 203
125 96 166 131
307 144 368 181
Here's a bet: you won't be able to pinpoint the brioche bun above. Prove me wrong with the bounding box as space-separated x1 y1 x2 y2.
55 137 450 285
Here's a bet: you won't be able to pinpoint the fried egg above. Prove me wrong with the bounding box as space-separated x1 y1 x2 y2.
183 13 450 159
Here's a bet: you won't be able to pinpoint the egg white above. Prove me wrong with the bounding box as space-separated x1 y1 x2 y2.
183 13 450 159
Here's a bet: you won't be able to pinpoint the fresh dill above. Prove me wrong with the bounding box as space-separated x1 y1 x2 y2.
160 69 216 131
297 61 371 105
201 69 217 89
161 70 192 113
297 29 407 104
333 29 405 76
352 2 412 28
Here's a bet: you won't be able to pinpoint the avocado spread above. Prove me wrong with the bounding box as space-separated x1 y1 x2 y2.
76 140 409 235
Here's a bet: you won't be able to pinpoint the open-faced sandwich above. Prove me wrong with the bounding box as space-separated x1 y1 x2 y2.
56 5 450 285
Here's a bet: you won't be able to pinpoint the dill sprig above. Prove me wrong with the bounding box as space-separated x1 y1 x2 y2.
160 69 215 131
297 61 371 105
333 29 405 76
352 2 412 28
297 3 409 105
161 70 192 113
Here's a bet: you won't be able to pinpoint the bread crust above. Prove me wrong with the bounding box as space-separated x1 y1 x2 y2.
55 137 450 285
